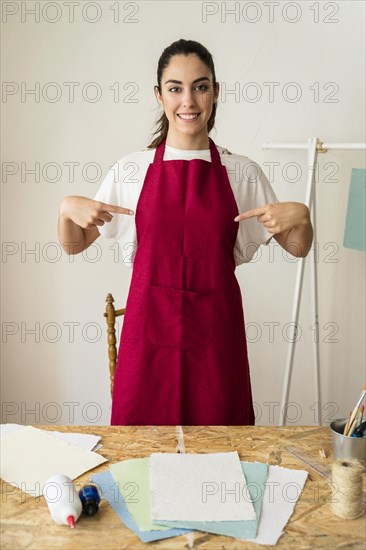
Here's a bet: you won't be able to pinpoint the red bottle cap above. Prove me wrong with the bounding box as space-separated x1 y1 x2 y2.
66 515 75 528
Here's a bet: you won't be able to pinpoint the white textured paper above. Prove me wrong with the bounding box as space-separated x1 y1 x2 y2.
150 452 256 521
0 424 102 451
46 431 102 451
247 465 308 545
0 426 107 496
0 424 25 438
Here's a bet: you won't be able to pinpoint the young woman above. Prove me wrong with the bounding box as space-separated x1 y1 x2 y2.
58 39 313 426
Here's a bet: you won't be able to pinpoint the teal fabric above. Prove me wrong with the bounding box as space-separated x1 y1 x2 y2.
343 168 366 252
152 461 268 539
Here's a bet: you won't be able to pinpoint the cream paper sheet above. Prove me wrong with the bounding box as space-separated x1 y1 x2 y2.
0 425 107 496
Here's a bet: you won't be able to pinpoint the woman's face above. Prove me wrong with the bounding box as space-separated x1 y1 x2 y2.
155 53 219 144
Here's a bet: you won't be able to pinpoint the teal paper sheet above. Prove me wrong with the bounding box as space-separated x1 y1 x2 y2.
343 168 366 252
152 461 268 539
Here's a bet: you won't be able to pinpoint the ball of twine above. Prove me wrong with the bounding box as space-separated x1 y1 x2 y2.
330 458 365 519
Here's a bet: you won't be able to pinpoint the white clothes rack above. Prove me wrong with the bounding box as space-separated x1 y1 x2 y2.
261 137 366 426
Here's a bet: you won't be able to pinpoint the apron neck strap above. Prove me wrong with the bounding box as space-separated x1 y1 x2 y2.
153 137 220 165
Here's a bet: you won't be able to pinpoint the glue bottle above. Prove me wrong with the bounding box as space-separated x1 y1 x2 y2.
43 474 82 528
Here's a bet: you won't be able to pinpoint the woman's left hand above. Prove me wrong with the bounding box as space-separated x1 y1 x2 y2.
234 201 310 234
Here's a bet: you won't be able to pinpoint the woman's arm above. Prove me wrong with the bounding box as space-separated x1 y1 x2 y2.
234 201 313 258
58 195 134 255
273 208 313 257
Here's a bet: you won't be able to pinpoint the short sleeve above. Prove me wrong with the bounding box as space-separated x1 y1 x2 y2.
93 162 138 269
233 159 280 266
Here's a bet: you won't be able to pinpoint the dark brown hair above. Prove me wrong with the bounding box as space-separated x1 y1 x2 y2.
147 39 218 149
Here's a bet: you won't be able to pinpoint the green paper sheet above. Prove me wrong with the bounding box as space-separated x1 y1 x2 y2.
343 168 366 252
152 461 268 539
109 457 169 532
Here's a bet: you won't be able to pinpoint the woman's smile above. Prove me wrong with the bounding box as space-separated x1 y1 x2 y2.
177 113 200 121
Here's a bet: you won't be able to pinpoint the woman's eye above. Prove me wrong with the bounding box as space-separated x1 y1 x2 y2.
168 85 209 93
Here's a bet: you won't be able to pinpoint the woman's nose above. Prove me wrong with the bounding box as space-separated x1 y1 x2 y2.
181 89 196 107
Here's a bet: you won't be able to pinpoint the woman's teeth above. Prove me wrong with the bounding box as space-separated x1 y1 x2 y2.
177 113 199 120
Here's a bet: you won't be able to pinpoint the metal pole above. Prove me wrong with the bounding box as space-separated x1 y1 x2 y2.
263 142 366 151
309 140 322 426
278 137 318 425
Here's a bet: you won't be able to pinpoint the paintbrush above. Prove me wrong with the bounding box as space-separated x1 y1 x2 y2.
343 409 352 435
344 384 366 436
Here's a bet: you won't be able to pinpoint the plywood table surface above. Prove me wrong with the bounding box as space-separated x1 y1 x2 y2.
1 425 365 549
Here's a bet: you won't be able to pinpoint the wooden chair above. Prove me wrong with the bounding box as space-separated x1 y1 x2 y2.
104 293 125 397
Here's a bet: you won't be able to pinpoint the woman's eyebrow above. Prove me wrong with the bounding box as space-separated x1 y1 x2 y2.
164 77 211 85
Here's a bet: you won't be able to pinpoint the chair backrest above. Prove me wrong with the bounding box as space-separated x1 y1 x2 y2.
104 293 125 397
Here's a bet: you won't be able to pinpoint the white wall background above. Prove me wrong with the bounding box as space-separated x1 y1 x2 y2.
1 0 365 427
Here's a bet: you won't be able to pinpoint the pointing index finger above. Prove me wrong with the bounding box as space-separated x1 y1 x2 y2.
102 202 134 215
234 207 266 222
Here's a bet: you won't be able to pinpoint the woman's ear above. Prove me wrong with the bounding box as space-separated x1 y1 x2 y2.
154 85 163 106
214 81 220 102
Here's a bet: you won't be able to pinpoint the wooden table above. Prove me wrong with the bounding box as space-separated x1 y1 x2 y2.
1 425 365 549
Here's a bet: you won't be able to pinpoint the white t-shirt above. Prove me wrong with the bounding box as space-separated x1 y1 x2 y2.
93 143 280 268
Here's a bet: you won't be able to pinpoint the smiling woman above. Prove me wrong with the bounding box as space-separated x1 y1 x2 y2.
149 42 219 151
57 38 312 427
153 63 218 149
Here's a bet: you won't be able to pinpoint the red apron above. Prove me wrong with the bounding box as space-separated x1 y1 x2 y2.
111 137 255 425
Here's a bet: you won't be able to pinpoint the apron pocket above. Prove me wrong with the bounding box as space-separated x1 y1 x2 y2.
147 284 215 349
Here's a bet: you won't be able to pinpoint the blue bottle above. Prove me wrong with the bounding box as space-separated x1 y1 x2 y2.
79 484 101 516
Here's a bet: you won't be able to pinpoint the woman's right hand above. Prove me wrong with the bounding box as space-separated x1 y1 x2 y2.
59 195 134 229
